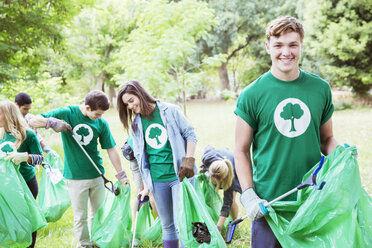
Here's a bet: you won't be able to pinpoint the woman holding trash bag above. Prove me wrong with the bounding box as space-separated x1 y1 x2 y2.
117 80 197 248
200 145 242 232
0 101 43 248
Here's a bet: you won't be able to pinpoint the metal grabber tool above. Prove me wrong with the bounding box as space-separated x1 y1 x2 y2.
226 156 327 243
68 130 120 196
131 194 150 248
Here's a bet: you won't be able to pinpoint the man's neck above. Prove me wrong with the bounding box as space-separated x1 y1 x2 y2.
79 104 87 116
271 68 300 81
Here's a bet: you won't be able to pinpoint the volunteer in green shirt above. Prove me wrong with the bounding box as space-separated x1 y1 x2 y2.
0 101 43 248
29 90 129 248
234 16 339 248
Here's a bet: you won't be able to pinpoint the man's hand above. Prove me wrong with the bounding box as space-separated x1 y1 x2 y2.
5 152 29 165
46 117 71 132
240 188 268 221
115 170 130 187
178 157 195 182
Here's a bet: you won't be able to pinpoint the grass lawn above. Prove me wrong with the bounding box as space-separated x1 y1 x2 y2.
35 100 371 248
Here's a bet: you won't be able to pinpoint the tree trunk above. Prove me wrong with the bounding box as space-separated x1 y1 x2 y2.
96 71 105 92
108 84 116 107
218 62 230 92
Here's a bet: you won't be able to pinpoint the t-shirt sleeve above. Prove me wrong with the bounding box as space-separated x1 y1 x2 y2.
234 87 258 130
26 129 42 154
99 119 116 149
41 107 71 122
320 82 335 126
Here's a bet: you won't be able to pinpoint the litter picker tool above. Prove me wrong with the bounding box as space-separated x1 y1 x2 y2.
68 130 120 196
226 156 326 243
131 194 150 248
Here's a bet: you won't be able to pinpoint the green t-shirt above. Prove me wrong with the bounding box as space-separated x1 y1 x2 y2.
0 129 42 182
141 104 177 182
42 106 116 180
234 70 334 201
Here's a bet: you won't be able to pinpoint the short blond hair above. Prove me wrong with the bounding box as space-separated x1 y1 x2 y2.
266 16 304 42
209 158 234 191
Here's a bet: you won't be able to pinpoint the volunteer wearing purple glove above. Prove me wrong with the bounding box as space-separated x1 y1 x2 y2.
29 90 129 248
117 80 197 248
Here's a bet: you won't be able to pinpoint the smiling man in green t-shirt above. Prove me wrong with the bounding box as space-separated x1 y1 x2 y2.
234 16 339 248
29 90 129 248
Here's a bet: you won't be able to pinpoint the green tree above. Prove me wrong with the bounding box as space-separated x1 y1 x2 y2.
280 103 304 132
62 0 137 104
76 127 90 144
149 127 162 145
303 0 372 94
0 0 90 85
116 0 218 113
195 0 268 91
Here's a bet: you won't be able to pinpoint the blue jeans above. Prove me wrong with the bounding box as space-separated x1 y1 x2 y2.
251 217 282 248
152 179 181 240
152 178 195 241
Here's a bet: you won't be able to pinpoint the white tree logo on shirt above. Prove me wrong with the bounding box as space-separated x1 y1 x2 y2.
145 123 168 149
274 98 311 138
73 124 93 146
0 141 15 158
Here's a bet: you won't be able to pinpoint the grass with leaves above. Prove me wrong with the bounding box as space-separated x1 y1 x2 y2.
34 99 371 247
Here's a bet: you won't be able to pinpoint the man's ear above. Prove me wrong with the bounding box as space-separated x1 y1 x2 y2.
85 105 91 112
265 41 270 54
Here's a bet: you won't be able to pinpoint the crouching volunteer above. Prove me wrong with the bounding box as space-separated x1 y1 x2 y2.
0 101 43 248
234 16 338 248
29 90 129 248
200 145 242 232
117 80 197 248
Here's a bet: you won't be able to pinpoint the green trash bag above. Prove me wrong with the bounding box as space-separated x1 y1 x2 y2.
177 178 226 248
194 174 232 230
135 201 162 246
91 182 132 248
0 159 47 248
38 152 71 222
266 145 372 248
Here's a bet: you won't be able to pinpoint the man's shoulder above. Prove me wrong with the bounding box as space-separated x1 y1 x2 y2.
301 70 330 86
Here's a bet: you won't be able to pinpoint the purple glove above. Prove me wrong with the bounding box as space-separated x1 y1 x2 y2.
116 170 130 186
46 117 71 132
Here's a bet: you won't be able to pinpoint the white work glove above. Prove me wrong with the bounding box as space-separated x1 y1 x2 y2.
240 188 268 221
5 152 29 165
46 117 71 132
115 170 130 186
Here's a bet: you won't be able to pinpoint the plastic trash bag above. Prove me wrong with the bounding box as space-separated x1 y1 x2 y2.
38 152 70 222
135 201 162 246
266 145 372 248
0 159 47 248
177 178 226 248
194 174 232 229
91 182 132 248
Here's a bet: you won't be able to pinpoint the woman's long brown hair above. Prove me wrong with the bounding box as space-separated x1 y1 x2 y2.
117 80 156 132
